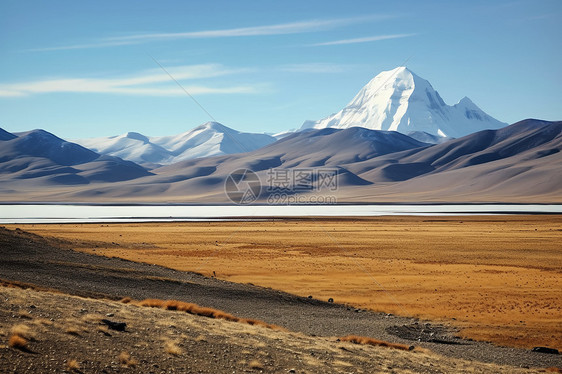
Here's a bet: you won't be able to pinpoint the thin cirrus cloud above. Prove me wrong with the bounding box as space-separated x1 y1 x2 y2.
312 33 416 46
0 64 261 97
28 15 391 52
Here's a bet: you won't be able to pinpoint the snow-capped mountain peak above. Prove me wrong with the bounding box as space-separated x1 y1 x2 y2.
301 67 506 138
73 122 276 167
122 132 150 143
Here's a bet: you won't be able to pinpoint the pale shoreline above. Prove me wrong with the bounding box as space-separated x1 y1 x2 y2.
2 203 562 224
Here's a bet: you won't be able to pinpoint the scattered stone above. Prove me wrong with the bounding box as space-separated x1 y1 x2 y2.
328 298 334 303
532 347 559 354
387 323 463 345
101 319 127 331
106 313 114 317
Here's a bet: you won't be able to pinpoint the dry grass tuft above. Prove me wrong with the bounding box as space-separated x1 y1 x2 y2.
11 324 34 340
97 325 111 336
81 313 103 323
8 324 35 351
17 310 32 319
194 334 206 342
32 318 53 327
242 318 287 332
118 351 138 367
248 359 265 370
67 359 80 371
127 297 285 330
8 334 28 350
164 339 182 356
137 298 165 308
339 335 413 351
65 327 83 336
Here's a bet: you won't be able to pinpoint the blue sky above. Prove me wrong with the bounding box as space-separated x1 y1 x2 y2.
0 0 560 138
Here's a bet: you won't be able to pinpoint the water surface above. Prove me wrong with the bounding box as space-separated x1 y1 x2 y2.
1 204 561 224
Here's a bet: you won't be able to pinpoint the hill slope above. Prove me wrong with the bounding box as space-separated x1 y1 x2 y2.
0 120 559 202
0 128 151 185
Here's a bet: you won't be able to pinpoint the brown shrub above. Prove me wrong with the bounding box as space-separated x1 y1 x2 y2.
127 297 285 330
65 327 83 336
163 300 195 312
32 318 53 327
242 318 286 331
339 335 413 351
137 299 165 308
10 324 33 340
8 334 28 350
190 306 215 318
249 359 265 370
118 351 138 367
67 359 80 371
164 339 182 356
17 310 32 319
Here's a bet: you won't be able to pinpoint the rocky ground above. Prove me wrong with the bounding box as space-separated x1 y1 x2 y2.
0 226 560 372
0 287 553 374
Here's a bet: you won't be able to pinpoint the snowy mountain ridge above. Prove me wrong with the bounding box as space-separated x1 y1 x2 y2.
74 122 276 167
301 67 507 138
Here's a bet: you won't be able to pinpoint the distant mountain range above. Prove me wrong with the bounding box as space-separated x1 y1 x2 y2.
74 122 276 167
1 119 560 203
0 129 151 186
302 67 507 138
70 67 501 164
147 119 562 202
0 67 559 203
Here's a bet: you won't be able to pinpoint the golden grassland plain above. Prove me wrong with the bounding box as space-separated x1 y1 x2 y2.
9 215 562 350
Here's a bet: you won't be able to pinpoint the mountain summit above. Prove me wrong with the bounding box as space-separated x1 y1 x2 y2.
301 67 506 138
75 122 276 167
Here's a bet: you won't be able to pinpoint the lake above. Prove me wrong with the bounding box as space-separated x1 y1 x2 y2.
1 204 561 224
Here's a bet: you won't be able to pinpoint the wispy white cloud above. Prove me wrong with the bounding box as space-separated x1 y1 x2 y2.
312 33 416 46
0 64 261 97
27 40 144 52
280 63 355 74
26 15 391 52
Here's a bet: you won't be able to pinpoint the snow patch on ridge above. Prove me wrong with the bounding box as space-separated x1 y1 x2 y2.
302 67 506 138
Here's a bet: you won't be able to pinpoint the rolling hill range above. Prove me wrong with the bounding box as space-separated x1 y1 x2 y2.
0 128 151 187
0 119 559 203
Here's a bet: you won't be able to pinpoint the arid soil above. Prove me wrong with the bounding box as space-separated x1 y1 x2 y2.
3 225 562 370
9 215 561 351
1 286 552 374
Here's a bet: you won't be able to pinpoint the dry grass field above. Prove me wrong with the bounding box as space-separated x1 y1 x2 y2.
9 215 562 350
